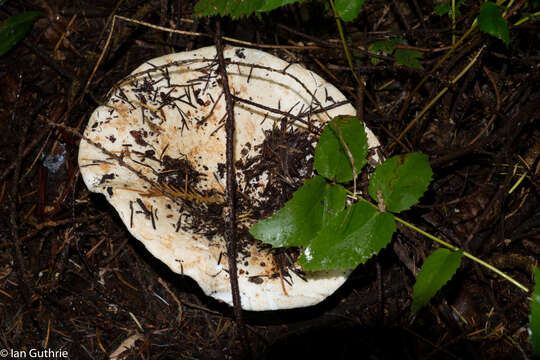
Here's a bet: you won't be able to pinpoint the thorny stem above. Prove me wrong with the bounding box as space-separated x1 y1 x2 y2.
348 192 530 293
215 20 251 358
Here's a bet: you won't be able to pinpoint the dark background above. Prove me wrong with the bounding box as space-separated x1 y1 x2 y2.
1 0 539 358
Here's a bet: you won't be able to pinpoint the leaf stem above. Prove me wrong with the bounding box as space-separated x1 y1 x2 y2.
349 191 530 293
328 0 379 111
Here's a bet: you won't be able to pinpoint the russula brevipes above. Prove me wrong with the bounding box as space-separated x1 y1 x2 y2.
78 46 381 311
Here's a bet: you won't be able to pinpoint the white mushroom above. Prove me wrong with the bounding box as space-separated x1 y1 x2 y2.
78 46 380 311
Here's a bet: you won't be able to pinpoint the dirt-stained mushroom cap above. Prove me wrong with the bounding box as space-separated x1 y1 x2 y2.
78 46 380 311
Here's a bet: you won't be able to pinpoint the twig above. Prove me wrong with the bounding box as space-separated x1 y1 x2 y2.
396 17 479 121
388 45 486 150
214 20 251 358
328 0 380 111
113 15 320 50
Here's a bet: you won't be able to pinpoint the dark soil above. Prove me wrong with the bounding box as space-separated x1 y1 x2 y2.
1 0 539 359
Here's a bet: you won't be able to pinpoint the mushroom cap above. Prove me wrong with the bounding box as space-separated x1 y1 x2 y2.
78 46 380 311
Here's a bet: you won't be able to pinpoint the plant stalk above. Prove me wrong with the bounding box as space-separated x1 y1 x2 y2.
350 192 529 293
328 0 379 111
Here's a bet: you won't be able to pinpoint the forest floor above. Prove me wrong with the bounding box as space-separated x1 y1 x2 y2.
1 0 539 359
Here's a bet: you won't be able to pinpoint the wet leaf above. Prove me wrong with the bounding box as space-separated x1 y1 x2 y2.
530 267 540 356
478 2 510 45
298 201 395 270
334 0 366 21
411 248 462 314
0 11 42 56
314 116 368 183
249 175 347 248
368 152 432 213
194 0 307 18
394 48 423 69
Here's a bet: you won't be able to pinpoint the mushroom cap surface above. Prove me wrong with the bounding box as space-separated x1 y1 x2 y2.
78 46 380 311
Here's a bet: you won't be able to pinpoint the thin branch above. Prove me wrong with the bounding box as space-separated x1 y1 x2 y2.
214 20 251 358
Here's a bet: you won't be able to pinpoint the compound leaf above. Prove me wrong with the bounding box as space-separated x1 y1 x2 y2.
335 0 366 21
0 11 42 56
314 116 368 183
369 152 432 213
478 2 510 45
531 267 540 356
298 201 395 270
411 248 462 314
249 175 347 248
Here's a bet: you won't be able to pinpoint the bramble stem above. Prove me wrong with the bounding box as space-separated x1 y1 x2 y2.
394 217 529 293
349 192 529 293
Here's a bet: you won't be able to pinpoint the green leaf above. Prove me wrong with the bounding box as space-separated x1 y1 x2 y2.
334 0 366 21
258 0 306 11
394 48 424 69
249 175 347 248
411 248 462 314
478 2 510 45
0 0 8 7
531 267 540 356
298 201 395 270
194 0 307 18
0 11 42 56
368 152 433 213
434 0 465 18
368 39 395 65
314 116 368 183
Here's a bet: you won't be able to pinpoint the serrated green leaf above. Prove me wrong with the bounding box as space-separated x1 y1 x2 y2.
530 267 540 356
314 116 368 183
0 11 42 56
249 175 347 248
335 0 366 21
478 2 510 45
194 0 307 18
394 48 424 69
411 248 462 314
369 152 432 213
298 201 395 270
